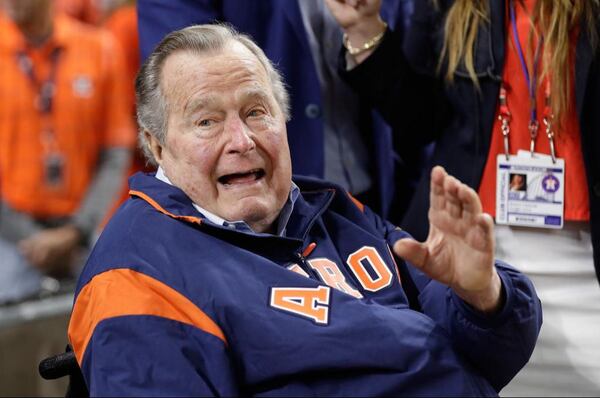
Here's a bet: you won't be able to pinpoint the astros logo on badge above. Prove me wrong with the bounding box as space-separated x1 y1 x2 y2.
542 174 560 193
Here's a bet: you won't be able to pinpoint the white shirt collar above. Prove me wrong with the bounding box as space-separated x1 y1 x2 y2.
155 167 298 236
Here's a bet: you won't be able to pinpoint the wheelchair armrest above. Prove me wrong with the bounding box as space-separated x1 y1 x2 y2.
39 350 78 380
39 345 89 398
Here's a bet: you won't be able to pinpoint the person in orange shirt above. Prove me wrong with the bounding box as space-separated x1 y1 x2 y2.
0 0 135 303
55 0 101 25
56 0 137 26
103 2 138 114
103 1 151 173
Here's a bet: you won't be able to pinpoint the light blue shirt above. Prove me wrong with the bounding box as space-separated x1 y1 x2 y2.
155 167 299 236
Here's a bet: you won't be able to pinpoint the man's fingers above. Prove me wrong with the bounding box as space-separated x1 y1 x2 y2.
430 166 447 211
477 213 495 244
393 238 428 269
429 165 491 239
457 182 482 217
444 175 463 219
430 165 446 188
430 167 465 230
464 213 495 252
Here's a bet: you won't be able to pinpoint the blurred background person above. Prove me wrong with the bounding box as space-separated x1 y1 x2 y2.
102 1 138 114
102 1 150 177
0 0 135 304
58 0 148 213
326 0 600 395
136 0 427 225
56 0 100 25
57 0 138 114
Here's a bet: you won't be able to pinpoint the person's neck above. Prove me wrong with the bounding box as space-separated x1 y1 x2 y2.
18 13 53 47
245 211 284 234
247 219 277 235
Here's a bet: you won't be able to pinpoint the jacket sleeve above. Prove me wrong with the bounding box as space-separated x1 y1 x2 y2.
137 0 222 61
362 204 542 391
68 268 239 397
338 3 450 150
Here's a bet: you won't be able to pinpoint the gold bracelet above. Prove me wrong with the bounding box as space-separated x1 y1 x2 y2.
343 22 388 56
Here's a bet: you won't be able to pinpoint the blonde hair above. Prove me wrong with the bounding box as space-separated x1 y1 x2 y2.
436 0 599 128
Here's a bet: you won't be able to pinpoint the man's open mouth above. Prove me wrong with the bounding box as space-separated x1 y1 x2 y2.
218 168 266 186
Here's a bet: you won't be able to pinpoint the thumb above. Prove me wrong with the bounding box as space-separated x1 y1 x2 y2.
393 238 429 269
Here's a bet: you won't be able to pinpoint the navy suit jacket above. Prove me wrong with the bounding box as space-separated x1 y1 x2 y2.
137 0 415 221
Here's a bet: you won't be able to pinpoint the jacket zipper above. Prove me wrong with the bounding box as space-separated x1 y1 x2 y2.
294 252 321 281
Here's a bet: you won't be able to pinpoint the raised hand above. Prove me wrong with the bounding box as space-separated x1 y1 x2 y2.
324 0 382 30
393 166 502 313
324 0 386 63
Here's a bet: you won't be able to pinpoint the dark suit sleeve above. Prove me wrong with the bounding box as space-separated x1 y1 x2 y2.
137 0 223 61
338 6 450 150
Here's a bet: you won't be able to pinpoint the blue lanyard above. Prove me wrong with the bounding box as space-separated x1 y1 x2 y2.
509 0 543 135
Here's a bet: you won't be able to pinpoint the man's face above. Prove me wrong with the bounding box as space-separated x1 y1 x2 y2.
152 41 292 233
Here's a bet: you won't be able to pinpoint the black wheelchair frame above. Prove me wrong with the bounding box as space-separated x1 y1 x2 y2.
38 345 88 398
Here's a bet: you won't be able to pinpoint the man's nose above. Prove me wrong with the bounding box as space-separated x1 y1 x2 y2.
225 116 256 154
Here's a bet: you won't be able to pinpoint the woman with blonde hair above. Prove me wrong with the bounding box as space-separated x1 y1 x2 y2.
327 0 600 395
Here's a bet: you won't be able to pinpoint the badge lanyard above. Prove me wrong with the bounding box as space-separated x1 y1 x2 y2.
498 0 557 163
16 47 64 186
495 0 564 230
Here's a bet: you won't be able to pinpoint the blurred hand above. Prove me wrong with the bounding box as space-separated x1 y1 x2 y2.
19 224 81 276
325 0 385 63
393 166 502 313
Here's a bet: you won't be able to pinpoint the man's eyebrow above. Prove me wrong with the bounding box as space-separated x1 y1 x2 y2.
239 87 272 103
183 95 219 116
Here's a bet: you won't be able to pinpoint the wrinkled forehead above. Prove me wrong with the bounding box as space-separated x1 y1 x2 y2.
160 41 274 107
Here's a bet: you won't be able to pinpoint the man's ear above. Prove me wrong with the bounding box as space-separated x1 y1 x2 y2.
145 130 164 165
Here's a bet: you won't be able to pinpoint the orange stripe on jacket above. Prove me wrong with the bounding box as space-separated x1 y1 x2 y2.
347 193 365 212
68 268 226 365
129 189 202 225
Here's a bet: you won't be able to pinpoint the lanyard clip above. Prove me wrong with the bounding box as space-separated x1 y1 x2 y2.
499 114 511 160
543 116 557 164
498 84 511 160
528 119 539 156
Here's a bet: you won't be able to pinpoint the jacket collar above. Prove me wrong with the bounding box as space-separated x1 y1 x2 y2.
127 172 336 241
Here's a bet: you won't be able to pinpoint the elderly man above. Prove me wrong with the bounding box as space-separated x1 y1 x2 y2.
68 24 541 396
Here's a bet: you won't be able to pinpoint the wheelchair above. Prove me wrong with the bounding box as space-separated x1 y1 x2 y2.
38 345 89 398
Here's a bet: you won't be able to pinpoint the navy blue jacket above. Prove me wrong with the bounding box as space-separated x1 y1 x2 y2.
136 0 416 222
340 0 600 282
68 173 542 396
